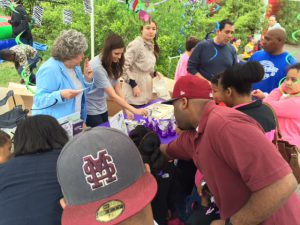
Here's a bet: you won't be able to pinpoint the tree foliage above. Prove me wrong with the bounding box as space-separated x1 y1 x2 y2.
278 0 300 45
18 0 266 78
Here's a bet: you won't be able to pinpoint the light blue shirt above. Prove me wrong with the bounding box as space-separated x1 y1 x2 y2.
32 57 93 121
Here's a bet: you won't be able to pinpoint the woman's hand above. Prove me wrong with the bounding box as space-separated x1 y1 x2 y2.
133 108 148 117
124 109 134 120
133 85 141 97
83 58 93 82
252 89 265 99
60 89 82 100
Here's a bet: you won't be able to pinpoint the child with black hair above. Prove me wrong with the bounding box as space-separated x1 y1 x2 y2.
211 74 225 106
174 37 200 81
130 125 178 225
218 61 276 136
0 130 12 164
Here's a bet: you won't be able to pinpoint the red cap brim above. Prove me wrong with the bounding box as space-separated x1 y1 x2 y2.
62 172 157 225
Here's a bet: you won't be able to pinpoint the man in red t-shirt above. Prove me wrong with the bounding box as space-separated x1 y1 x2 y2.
159 76 300 225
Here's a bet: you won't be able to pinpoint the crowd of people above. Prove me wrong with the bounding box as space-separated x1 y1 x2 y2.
0 13 300 225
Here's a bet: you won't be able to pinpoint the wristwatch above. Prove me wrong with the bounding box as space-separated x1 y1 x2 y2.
225 218 233 225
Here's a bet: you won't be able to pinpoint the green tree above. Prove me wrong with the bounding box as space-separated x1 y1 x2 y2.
278 0 300 45
30 0 266 78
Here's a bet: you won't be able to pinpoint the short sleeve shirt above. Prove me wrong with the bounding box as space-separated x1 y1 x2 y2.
86 55 116 115
249 51 297 93
167 101 300 224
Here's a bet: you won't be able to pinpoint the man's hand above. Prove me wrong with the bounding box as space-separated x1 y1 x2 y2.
60 89 82 100
133 85 141 97
83 58 93 82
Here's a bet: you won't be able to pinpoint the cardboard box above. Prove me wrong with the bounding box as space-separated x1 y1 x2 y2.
107 98 123 117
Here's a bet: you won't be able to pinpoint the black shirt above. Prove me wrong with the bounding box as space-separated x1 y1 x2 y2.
236 100 276 132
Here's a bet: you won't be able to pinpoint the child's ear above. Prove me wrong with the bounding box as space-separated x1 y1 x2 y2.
226 87 232 96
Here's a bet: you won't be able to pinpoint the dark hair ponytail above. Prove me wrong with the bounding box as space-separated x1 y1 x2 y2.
141 20 160 59
129 125 166 173
153 36 160 59
220 61 265 95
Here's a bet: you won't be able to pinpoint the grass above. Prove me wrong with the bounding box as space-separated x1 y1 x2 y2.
0 62 20 87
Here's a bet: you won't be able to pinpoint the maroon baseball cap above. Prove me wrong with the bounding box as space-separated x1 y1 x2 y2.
57 127 157 225
163 76 212 104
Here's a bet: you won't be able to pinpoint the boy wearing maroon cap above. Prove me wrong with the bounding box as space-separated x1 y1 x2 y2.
161 76 300 225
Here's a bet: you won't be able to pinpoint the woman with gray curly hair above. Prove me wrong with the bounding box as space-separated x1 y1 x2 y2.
32 29 93 121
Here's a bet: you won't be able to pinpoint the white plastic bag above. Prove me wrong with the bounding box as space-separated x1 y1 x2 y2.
153 77 171 100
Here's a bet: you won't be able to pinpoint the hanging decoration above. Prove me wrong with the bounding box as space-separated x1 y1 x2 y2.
208 2 220 17
118 0 169 18
63 9 72 24
291 13 300 42
177 0 198 53
131 0 139 12
138 10 151 22
0 0 10 8
205 21 219 40
9 2 19 14
20 65 36 94
15 31 24 45
32 5 44 26
83 0 92 14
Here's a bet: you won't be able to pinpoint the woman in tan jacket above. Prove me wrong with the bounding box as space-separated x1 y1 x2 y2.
122 20 161 106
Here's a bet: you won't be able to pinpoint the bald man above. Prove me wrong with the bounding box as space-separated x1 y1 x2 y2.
268 15 283 31
248 28 297 93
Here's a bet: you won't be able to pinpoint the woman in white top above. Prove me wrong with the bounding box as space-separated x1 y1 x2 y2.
86 34 147 127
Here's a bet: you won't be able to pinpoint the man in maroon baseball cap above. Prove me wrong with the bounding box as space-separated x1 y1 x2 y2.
160 75 300 225
163 75 212 105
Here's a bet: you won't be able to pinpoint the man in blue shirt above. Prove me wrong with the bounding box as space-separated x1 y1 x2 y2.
249 28 297 93
187 19 237 81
